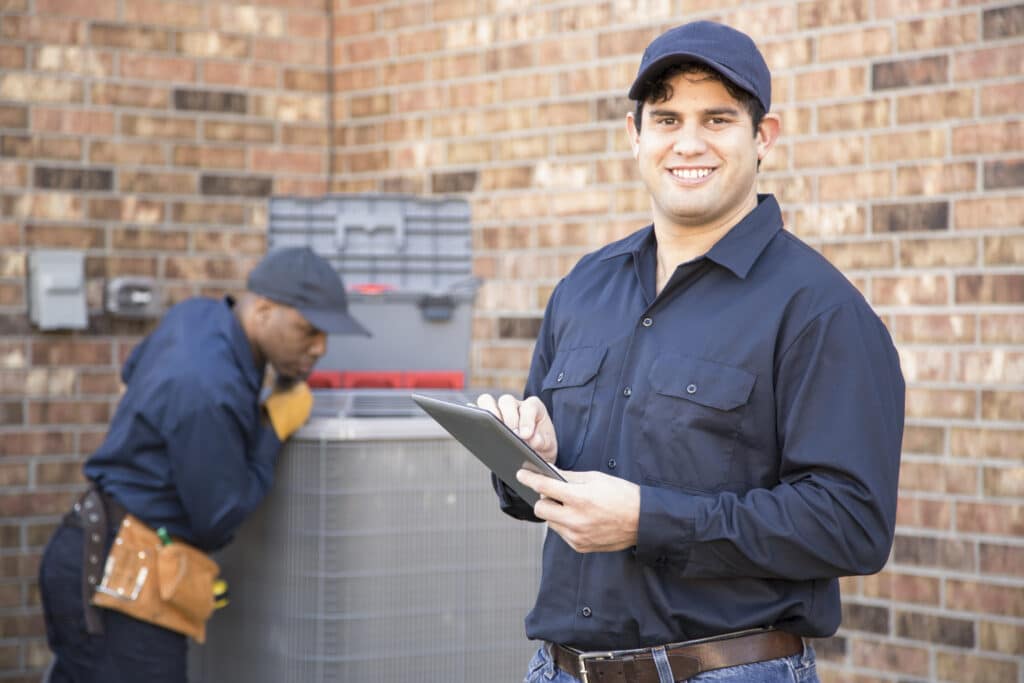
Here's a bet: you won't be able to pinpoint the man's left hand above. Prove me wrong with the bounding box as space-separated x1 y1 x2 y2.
516 468 640 553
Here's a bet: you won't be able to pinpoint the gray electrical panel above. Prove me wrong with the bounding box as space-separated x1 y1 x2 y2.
28 250 87 330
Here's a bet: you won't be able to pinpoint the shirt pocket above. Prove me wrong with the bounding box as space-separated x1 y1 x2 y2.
541 346 606 468
639 354 756 492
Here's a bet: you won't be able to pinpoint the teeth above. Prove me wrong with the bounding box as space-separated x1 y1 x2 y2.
671 168 712 180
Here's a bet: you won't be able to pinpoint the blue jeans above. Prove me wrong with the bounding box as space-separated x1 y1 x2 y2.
524 640 819 683
38 523 188 683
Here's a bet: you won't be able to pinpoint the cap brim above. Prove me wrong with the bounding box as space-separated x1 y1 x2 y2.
628 52 760 106
300 307 372 337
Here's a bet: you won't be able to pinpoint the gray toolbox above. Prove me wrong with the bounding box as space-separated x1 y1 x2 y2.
267 195 477 379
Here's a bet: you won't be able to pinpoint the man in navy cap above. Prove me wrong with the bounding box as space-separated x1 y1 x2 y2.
479 21 904 683
38 247 369 682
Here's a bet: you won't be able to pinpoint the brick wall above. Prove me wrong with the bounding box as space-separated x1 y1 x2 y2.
1 0 1022 681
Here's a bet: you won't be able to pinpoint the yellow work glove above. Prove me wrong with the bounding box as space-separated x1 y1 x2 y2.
263 380 312 441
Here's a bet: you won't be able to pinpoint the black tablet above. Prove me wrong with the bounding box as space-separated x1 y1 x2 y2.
411 393 565 506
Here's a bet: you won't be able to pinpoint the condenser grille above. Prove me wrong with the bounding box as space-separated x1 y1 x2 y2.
190 432 545 683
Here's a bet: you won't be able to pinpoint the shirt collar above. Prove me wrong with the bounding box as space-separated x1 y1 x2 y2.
222 295 264 393
705 194 783 279
597 194 783 279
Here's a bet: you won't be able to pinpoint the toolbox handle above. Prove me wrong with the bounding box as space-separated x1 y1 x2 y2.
418 295 456 322
334 208 406 252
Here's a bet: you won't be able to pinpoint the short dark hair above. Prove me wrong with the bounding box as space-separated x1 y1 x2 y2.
632 61 766 135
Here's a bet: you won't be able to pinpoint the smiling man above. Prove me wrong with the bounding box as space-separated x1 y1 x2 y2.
478 21 905 683
38 247 369 682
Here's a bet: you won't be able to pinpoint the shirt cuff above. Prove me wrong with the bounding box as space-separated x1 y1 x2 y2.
634 484 698 569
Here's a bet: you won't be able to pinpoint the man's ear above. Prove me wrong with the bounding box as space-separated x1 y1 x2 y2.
251 296 275 326
626 111 641 159
756 113 781 162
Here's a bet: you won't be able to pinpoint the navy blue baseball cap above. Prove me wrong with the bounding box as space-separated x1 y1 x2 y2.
628 21 771 112
247 246 371 336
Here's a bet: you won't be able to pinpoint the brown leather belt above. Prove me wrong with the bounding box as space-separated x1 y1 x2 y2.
552 629 803 683
63 485 127 636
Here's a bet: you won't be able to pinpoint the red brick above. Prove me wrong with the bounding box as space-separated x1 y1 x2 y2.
900 459 977 495
980 621 1024 656
796 66 867 100
947 577 1024 617
955 196 1024 230
961 350 1024 385
952 427 1023 460
202 121 274 143
171 201 247 226
905 387 975 420
36 461 88 485
898 348 955 382
871 128 946 162
981 83 1023 116
817 26 891 61
121 55 196 83
896 162 976 196
89 140 165 165
123 0 203 28
27 397 110 423
851 639 929 677
900 238 976 268
78 369 121 395
896 496 952 531
819 170 889 200
90 83 168 109
0 431 74 456
212 5 284 37
896 88 974 124
901 425 945 455
24 224 104 249
984 235 1024 266
873 275 949 306
954 120 1023 154
982 391 1024 422
863 570 941 605
372 3 425 31
176 31 250 59
820 241 893 270
983 466 1024 499
120 171 195 195
898 14 978 50
956 275 1024 304
172 145 246 170
37 0 116 19
936 652 1019 683
203 62 279 89
981 314 1024 344
957 502 1024 536
956 44 1024 81
893 534 975 572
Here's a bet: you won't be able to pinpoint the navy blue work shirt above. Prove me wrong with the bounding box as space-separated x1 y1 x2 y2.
496 195 905 650
85 297 281 552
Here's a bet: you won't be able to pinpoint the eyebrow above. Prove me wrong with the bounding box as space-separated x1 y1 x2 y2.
647 106 742 118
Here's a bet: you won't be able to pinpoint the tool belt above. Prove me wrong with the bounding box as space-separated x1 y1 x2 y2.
65 487 220 643
551 628 804 683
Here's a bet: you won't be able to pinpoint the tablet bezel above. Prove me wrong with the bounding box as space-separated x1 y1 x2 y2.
411 393 565 506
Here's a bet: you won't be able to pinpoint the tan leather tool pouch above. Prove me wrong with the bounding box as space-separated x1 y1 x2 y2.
90 514 219 643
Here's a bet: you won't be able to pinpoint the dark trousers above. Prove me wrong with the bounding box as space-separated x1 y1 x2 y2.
39 522 187 683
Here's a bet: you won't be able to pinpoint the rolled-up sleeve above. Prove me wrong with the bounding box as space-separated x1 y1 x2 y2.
635 299 905 580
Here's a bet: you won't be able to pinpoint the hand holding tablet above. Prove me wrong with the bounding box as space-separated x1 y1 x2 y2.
411 393 565 506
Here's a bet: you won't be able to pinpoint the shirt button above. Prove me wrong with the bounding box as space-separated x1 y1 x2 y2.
623 386 632 397
686 383 697 394
581 606 592 618
556 372 564 382
641 317 653 327
607 458 616 469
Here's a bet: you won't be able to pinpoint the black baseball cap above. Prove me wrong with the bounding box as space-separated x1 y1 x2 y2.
628 21 771 112
247 246 371 336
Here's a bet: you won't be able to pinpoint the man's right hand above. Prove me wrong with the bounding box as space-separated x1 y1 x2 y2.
475 394 558 465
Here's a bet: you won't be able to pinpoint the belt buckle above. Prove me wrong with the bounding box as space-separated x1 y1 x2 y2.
576 650 616 683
